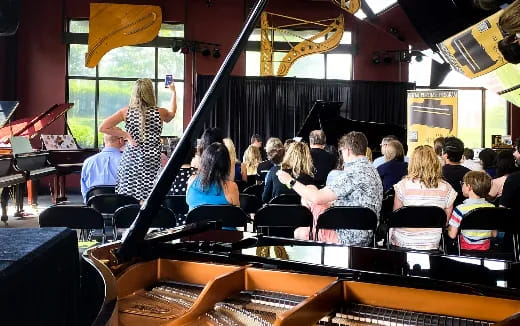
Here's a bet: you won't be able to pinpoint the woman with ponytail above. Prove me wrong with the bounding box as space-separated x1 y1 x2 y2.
100 78 177 201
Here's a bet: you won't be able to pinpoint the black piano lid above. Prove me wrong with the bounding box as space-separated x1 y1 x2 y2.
0 101 19 129
116 0 269 261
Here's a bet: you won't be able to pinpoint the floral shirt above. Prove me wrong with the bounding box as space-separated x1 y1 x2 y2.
325 156 383 246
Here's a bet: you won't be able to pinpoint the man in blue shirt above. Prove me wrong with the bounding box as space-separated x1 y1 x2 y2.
80 135 124 202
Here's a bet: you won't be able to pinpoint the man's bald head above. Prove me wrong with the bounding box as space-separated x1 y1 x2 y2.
104 134 124 149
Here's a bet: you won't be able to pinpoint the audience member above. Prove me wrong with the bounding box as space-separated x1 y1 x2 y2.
489 150 517 200
80 134 124 202
309 130 336 186
514 137 520 167
193 128 224 169
479 148 497 178
391 145 457 250
186 143 239 210
257 137 284 182
223 138 240 182
461 148 483 171
242 145 262 185
500 140 520 210
377 140 408 193
373 135 398 168
278 131 382 246
169 147 197 196
433 137 445 165
263 142 314 202
448 171 496 250
442 137 471 205
99 78 177 202
245 134 265 161
284 138 295 150
365 147 373 162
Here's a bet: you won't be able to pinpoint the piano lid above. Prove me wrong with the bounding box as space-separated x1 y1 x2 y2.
0 101 20 129
0 103 74 144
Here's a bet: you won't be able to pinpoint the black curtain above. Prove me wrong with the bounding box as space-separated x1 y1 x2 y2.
196 75 414 158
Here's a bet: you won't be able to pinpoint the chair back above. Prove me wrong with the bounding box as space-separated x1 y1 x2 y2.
186 205 248 228
269 194 301 205
39 205 104 229
239 193 263 214
85 186 116 203
113 204 176 229
459 207 514 231
389 206 446 228
163 195 189 215
316 206 378 231
243 184 264 200
254 204 313 237
87 194 139 214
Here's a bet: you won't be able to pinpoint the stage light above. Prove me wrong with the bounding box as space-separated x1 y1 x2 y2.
212 48 221 59
201 47 211 56
383 55 393 64
180 46 190 54
415 54 423 62
172 44 181 52
372 55 381 64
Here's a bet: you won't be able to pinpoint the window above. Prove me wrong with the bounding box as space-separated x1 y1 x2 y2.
66 20 184 148
245 28 353 80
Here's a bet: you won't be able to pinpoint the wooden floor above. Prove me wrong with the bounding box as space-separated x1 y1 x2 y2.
1 193 83 229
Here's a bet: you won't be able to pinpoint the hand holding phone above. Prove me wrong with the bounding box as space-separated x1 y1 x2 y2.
165 74 173 88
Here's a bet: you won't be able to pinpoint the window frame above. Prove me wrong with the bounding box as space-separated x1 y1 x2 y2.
64 19 185 148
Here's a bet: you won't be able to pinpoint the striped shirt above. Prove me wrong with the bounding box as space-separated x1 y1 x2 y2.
391 178 457 250
448 198 495 250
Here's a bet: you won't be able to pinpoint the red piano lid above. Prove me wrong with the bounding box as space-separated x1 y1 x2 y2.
0 103 74 144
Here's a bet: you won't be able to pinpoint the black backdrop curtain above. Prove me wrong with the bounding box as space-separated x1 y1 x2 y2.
196 75 414 158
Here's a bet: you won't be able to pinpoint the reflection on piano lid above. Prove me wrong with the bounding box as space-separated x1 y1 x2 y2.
0 101 19 129
296 100 407 151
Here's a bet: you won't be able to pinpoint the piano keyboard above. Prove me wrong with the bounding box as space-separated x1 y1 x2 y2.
0 174 25 188
319 303 494 326
28 166 56 179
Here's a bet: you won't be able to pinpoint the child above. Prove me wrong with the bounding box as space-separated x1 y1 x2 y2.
448 171 496 250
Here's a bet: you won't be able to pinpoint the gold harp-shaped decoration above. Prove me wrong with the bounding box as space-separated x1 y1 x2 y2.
85 3 162 68
331 0 361 14
260 12 345 77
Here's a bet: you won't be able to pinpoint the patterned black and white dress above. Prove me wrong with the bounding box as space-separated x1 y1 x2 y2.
116 107 162 201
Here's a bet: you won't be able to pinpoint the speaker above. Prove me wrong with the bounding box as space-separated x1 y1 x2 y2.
0 0 20 36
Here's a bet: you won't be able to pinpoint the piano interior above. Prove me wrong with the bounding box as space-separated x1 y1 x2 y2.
89 243 520 326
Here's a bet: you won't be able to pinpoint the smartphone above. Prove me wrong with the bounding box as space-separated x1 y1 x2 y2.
165 74 173 88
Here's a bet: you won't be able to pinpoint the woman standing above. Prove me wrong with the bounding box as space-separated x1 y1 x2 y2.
99 78 177 201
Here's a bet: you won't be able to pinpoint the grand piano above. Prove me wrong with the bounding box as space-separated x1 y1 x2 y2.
80 0 520 325
296 100 407 154
0 101 97 223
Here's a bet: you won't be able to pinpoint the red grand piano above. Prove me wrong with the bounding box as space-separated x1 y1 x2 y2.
0 101 98 224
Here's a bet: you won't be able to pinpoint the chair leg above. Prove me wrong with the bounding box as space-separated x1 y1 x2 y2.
513 234 518 262
457 235 461 256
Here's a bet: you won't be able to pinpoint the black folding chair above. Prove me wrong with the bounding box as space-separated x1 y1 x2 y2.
186 205 248 229
85 185 116 204
378 188 395 243
163 195 189 225
254 204 313 238
239 193 264 215
39 205 105 242
243 184 264 200
86 194 139 240
458 207 517 260
388 206 447 251
113 204 176 239
316 206 378 246
269 194 301 205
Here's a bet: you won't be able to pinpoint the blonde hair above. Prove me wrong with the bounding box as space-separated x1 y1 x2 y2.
223 138 237 166
128 78 157 140
281 142 314 178
243 145 262 175
265 137 284 163
384 140 404 162
407 145 443 188
365 147 373 162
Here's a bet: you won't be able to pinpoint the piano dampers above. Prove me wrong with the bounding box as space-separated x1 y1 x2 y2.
321 303 493 326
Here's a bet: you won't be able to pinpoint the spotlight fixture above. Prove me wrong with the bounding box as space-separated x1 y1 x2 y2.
180 46 190 54
383 55 393 64
212 48 221 59
415 54 423 62
172 44 181 52
372 55 381 64
201 47 211 56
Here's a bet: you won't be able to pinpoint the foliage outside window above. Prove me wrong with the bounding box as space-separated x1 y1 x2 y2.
246 28 353 80
67 20 185 148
